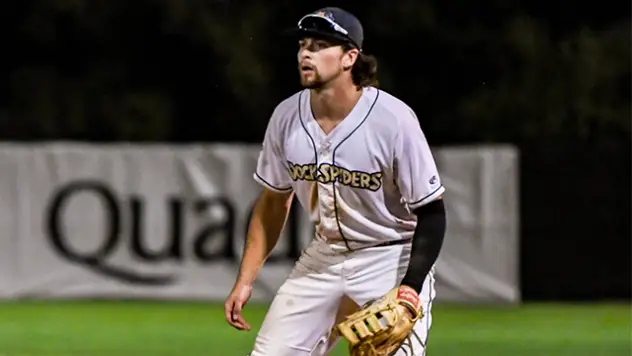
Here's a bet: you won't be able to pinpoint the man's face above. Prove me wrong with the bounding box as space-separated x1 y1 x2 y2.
297 37 348 89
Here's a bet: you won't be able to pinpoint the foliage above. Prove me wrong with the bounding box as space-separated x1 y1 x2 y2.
0 0 628 145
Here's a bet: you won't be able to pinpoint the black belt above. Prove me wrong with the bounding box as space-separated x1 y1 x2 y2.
371 238 412 248
347 237 412 252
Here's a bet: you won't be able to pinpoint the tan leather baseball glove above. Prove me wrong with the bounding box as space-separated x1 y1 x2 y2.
334 286 423 356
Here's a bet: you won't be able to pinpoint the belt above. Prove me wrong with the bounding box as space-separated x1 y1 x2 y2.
318 232 412 253
342 237 412 253
372 238 413 248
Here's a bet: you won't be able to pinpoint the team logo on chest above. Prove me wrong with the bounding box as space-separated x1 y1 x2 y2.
287 161 383 191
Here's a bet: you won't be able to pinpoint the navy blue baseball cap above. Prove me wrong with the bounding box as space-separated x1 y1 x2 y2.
291 7 364 51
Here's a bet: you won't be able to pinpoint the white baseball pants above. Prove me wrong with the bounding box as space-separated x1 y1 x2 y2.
249 240 436 356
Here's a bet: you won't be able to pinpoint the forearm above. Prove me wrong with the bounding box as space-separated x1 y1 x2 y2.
400 198 447 294
236 191 293 285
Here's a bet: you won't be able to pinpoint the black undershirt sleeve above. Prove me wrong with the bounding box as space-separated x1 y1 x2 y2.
400 198 447 294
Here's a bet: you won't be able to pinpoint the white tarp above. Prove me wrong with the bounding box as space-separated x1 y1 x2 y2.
0 143 520 303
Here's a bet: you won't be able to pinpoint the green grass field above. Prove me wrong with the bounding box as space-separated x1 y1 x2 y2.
0 302 629 356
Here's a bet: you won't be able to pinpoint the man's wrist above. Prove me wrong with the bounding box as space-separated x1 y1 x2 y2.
400 275 424 294
398 284 417 293
236 274 255 286
397 285 421 315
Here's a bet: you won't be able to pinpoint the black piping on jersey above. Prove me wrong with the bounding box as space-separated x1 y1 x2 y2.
331 89 380 252
408 184 445 209
297 90 319 168
254 172 292 192
297 91 322 245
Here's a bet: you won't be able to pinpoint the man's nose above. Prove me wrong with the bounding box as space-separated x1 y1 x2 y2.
298 52 313 65
299 48 313 59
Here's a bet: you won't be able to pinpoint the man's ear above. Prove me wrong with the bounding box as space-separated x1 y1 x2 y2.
342 49 359 71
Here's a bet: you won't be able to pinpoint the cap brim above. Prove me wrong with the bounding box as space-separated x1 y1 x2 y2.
283 27 354 46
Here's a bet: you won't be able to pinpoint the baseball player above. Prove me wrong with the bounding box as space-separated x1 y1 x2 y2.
225 7 447 356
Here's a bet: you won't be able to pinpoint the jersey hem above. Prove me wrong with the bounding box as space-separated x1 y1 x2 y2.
253 172 293 193
406 185 445 211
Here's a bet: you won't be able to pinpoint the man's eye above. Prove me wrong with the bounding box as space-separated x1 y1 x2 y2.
314 41 328 48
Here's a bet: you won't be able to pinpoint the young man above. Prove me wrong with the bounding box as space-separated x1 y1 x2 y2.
224 7 447 356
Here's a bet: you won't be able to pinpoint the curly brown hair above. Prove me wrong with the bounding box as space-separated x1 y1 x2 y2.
351 52 379 88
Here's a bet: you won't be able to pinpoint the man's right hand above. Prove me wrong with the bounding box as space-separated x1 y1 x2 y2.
224 189 292 331
224 282 253 331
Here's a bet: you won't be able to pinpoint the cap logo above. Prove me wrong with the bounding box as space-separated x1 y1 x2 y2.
314 10 334 21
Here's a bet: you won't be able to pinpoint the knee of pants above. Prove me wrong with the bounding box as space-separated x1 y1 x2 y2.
249 333 330 356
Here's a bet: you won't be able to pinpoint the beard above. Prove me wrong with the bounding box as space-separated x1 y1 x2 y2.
300 67 346 89
300 69 324 89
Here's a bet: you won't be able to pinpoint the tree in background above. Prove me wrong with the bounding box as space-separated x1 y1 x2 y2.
0 0 628 146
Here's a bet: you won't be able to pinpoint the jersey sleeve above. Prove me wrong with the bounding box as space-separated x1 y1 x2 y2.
253 107 293 193
394 110 445 211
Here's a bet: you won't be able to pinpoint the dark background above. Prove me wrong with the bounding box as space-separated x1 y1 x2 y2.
1 0 630 301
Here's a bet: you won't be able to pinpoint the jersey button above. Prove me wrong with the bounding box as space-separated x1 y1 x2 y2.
319 140 332 155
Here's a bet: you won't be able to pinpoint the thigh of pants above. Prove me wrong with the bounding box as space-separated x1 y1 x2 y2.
250 242 345 356
343 244 437 356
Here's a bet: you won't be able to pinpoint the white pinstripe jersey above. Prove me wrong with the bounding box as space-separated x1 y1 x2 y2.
254 86 445 251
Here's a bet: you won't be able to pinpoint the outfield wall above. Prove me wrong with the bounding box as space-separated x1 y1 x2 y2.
0 143 520 304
